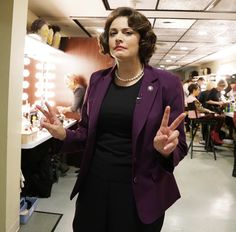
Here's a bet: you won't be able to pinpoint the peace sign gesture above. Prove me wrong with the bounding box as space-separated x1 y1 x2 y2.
153 106 186 157
36 102 66 140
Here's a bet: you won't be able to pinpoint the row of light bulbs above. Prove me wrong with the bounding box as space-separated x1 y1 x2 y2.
22 57 56 106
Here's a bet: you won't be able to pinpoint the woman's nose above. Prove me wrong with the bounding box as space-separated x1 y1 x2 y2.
115 32 123 42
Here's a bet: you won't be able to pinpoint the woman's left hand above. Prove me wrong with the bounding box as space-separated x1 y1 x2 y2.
153 106 186 157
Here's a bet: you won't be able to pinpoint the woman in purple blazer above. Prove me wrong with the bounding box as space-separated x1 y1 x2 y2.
38 7 187 232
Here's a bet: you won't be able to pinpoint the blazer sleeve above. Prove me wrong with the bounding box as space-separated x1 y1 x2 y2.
158 73 188 172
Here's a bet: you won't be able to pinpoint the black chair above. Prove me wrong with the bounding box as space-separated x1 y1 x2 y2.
187 102 217 160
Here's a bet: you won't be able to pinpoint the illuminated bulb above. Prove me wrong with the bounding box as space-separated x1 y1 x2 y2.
22 93 28 101
23 81 29 89
35 72 43 79
23 69 30 77
96 28 104 33
35 82 44 89
35 91 43 98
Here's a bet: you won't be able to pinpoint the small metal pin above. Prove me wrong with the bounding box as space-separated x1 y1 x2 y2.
148 85 154 91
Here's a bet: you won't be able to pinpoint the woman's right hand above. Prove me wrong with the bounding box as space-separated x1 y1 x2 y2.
36 102 66 140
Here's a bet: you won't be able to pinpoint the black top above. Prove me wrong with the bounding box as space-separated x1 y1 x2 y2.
71 86 86 112
205 88 222 113
198 90 210 108
90 78 142 182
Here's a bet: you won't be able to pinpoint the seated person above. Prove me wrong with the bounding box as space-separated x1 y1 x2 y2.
57 74 87 120
187 83 224 145
205 79 228 114
198 81 216 108
186 83 213 118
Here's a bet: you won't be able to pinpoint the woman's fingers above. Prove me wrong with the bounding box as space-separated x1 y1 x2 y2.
166 130 179 144
169 113 186 131
163 139 178 153
45 102 57 118
160 106 170 128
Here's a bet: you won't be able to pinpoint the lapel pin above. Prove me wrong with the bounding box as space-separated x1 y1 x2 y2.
148 85 154 91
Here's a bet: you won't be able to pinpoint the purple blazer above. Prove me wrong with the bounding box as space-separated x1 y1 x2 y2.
62 65 187 224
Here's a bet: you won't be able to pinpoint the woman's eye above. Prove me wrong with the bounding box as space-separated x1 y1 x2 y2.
109 31 116 36
125 31 133 35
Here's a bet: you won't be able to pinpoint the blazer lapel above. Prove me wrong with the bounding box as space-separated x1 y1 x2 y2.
132 66 159 149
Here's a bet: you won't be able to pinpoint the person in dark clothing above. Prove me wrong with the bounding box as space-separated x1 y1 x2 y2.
205 79 228 143
37 7 187 232
198 81 215 108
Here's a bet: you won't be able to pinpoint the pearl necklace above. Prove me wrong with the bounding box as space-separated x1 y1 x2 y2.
115 67 144 82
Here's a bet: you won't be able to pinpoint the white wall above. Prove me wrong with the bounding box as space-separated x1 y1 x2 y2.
0 0 28 231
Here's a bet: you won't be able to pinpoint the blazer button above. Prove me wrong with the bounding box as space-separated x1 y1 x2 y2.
133 176 138 184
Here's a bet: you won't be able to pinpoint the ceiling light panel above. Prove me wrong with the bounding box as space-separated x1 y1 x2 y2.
154 28 187 41
157 0 213 10
108 0 157 9
154 19 195 29
172 42 204 51
76 18 106 27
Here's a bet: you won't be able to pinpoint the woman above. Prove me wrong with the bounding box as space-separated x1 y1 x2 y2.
186 83 220 144
37 7 187 232
57 74 87 117
186 83 214 117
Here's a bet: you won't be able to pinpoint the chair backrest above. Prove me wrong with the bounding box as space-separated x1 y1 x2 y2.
187 102 200 119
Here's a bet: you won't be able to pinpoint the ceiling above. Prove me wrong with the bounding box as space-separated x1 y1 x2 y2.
28 0 236 71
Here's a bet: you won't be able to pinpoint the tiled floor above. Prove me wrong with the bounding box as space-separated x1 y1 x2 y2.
37 137 236 232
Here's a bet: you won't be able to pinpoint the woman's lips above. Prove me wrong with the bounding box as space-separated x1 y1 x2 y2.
114 46 126 51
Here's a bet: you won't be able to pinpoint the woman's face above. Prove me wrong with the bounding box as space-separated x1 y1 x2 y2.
108 17 140 61
193 87 200 97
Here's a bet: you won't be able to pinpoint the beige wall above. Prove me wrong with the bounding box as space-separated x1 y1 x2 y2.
0 0 28 231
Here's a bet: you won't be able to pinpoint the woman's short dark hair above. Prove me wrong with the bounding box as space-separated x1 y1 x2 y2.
188 83 200 94
99 7 157 64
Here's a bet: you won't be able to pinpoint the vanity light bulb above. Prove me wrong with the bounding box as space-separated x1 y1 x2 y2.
35 91 43 98
35 82 43 89
35 72 43 79
23 81 29 89
36 63 43 70
22 93 28 101
23 69 30 77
